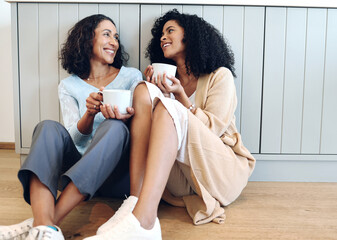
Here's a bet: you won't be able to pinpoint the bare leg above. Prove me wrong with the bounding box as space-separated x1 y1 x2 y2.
53 182 86 225
30 174 85 226
130 84 153 196
132 101 178 229
29 174 55 227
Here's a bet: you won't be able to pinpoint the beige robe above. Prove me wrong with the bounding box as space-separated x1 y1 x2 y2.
162 67 256 225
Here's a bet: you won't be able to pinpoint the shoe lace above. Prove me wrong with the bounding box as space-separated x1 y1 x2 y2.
41 230 52 240
0 224 31 240
21 224 31 233
31 228 53 240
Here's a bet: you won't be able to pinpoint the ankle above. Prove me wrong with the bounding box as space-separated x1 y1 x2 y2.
132 209 157 230
33 218 54 227
129 190 141 198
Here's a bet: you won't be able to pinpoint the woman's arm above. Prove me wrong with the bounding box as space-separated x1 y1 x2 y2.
164 67 236 136
76 110 96 135
58 81 95 146
77 91 102 134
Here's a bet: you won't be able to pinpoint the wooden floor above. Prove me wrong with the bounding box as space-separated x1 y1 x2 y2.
1 149 337 240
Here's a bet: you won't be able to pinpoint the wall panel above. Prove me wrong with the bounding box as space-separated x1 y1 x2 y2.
223 6 244 131
161 4 182 14
119 4 140 68
281 8 307 153
38 4 59 122
182 5 202 16
240 7 265 153
203 5 223 34
320 9 337 154
301 8 327 154
58 4 78 82
261 7 286 153
78 3 98 20
98 4 120 31
18 3 40 148
140 5 161 73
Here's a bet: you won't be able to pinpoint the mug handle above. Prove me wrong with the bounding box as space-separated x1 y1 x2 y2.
98 90 103 104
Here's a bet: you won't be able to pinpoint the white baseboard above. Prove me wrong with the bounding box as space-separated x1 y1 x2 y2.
250 157 337 182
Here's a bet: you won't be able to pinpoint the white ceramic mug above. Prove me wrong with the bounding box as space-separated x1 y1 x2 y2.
102 89 131 114
152 63 177 86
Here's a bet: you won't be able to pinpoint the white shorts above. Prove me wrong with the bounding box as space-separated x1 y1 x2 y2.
142 82 197 197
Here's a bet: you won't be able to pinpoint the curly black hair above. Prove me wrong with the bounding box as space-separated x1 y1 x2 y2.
146 9 236 78
60 14 129 79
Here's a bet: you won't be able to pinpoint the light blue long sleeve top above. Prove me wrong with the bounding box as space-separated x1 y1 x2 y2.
58 66 143 155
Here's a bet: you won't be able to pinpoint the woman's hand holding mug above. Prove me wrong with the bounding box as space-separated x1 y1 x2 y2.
99 87 135 121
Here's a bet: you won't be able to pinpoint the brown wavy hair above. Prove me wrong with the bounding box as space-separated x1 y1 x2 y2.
59 14 129 79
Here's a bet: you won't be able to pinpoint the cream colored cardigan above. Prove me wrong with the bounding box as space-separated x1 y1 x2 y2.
162 67 256 225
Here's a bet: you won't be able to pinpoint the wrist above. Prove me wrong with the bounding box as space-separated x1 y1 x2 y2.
85 110 96 118
188 104 196 114
174 86 186 101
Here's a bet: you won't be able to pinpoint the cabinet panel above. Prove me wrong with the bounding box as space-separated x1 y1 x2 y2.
182 5 202 16
11 3 20 152
261 7 336 155
240 7 265 153
301 9 327 154
203 5 223 34
38 4 59 122
321 9 337 154
119 4 140 69
223 6 244 132
281 8 307 153
162 5 182 14
98 4 120 31
140 5 161 73
79 3 98 20
261 7 286 153
58 4 78 82
18 3 40 148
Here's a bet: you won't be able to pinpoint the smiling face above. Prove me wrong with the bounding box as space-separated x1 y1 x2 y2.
91 20 119 65
160 20 186 62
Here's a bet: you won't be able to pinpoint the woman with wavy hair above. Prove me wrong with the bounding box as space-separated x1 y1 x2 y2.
0 14 142 240
87 9 255 240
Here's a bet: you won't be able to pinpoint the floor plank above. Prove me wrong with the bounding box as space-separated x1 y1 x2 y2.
0 149 337 239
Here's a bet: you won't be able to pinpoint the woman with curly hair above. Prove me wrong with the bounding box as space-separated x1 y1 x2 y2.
0 14 142 240
86 9 255 240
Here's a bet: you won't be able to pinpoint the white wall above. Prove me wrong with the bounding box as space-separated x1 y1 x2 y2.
0 0 14 142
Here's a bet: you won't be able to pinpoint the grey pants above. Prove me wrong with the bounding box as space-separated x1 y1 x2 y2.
18 119 130 204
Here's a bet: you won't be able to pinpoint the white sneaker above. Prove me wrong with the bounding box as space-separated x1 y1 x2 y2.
26 226 64 240
96 196 138 235
84 212 162 240
0 218 33 240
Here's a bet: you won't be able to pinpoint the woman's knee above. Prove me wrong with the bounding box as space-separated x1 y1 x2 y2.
133 83 151 108
33 120 66 137
153 101 169 120
36 119 60 129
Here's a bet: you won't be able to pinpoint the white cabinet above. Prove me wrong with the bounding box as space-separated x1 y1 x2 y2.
261 7 337 155
11 2 337 181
